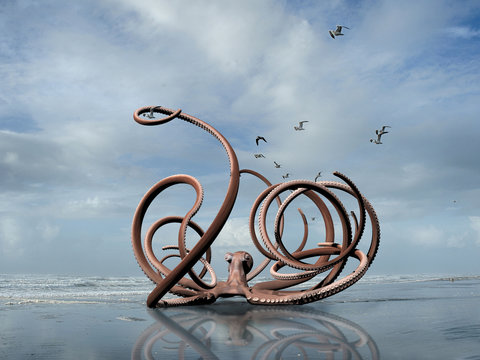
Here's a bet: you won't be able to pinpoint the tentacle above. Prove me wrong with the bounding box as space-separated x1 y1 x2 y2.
143 216 215 291
131 174 203 286
249 172 380 302
159 245 218 289
132 106 240 308
240 169 283 281
258 180 353 272
248 246 369 305
294 208 309 253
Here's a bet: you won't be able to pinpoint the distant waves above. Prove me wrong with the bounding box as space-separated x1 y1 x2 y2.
1 273 479 305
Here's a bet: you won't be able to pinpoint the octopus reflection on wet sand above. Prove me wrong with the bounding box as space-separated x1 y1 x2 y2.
132 306 379 360
132 106 380 308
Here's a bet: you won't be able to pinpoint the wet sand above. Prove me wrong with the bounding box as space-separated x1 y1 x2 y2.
1 276 479 359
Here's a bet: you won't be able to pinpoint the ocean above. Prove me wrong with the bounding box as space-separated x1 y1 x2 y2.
1 273 479 304
1 273 479 359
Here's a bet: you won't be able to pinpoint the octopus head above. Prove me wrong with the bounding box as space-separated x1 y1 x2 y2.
224 251 254 275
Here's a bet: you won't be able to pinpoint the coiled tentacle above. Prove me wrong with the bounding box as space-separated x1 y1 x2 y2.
247 172 380 304
132 106 240 308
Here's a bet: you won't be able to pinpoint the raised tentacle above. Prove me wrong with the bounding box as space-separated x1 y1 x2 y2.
132 106 240 308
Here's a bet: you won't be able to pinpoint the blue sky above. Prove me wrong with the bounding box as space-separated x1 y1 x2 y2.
1 0 480 277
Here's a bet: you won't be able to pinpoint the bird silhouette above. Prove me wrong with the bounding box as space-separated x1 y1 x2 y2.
254 153 266 158
294 121 309 131
376 126 391 136
329 25 350 39
274 161 281 168
256 136 267 146
146 106 160 119
282 173 290 179
370 126 390 144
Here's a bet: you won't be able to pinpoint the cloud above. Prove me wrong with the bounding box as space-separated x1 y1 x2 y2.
0 217 23 256
215 217 252 248
1 0 479 275
36 221 60 242
469 216 480 245
445 26 480 39
411 224 444 246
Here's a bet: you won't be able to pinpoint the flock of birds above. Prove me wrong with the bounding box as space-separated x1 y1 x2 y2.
252 118 392 183
252 121 326 182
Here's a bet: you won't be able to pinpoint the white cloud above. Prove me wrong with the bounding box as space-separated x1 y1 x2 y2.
0 217 24 256
36 221 60 242
445 26 480 39
216 217 252 248
469 216 480 245
1 0 480 275
411 224 444 246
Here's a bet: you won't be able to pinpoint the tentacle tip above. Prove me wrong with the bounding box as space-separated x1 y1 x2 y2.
155 300 168 308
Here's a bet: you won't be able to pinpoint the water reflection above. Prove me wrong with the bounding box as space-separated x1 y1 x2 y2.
132 301 379 359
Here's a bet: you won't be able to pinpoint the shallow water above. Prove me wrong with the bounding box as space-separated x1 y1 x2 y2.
1 274 479 359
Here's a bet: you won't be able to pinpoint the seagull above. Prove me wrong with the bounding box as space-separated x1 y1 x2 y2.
294 121 309 131
314 171 322 182
146 106 160 119
329 25 350 39
256 136 267 146
311 217 316 221
254 153 266 158
376 125 391 136
370 125 390 144
282 173 290 179
274 161 281 168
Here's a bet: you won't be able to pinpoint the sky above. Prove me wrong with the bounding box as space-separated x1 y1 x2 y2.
1 0 480 278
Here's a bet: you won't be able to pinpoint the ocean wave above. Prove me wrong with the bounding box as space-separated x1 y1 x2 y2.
116 316 147 322
4 299 103 305
0 273 478 304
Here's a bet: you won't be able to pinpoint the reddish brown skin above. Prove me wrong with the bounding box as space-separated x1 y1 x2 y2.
131 106 380 307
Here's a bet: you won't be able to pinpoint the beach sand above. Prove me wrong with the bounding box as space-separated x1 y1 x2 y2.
1 275 479 359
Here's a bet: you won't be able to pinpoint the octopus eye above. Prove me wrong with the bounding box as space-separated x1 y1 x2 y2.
225 253 233 262
244 254 251 261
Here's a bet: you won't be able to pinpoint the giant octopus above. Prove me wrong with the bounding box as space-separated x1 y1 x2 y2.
131 106 380 308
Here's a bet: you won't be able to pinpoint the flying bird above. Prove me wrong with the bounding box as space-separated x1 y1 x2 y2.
254 153 266 158
329 25 350 39
370 126 390 144
274 161 281 168
376 125 391 136
294 121 309 131
255 136 267 146
282 173 290 179
314 171 322 182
